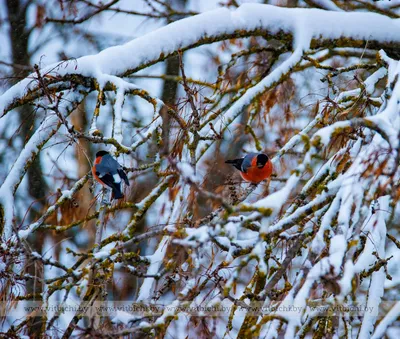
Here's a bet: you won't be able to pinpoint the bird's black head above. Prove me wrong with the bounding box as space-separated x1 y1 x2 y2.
256 154 269 168
96 150 109 157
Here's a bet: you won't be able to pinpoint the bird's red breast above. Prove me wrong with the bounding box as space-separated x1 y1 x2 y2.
92 156 106 187
94 156 102 165
240 156 273 184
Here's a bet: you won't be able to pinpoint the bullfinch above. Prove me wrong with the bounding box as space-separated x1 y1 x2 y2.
92 150 129 199
225 153 273 184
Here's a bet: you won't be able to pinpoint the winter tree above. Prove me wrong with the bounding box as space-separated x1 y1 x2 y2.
1 0 400 338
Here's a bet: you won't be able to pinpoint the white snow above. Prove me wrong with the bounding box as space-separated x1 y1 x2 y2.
137 236 169 302
112 310 138 325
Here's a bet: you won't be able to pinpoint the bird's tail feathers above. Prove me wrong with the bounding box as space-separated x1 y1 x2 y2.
111 184 124 200
118 168 130 186
225 158 244 171
225 159 237 164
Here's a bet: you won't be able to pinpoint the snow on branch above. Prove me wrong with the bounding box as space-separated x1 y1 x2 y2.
2 4 400 116
1 112 78 240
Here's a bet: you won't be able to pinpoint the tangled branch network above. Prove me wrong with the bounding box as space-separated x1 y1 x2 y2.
1 3 400 338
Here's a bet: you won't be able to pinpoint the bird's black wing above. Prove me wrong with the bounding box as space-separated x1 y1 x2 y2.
98 173 115 188
118 168 130 186
99 173 124 199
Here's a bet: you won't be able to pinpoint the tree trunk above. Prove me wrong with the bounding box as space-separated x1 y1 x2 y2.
6 1 47 337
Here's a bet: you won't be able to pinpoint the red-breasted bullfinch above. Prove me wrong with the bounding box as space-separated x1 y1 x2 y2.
225 153 273 184
92 150 129 199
